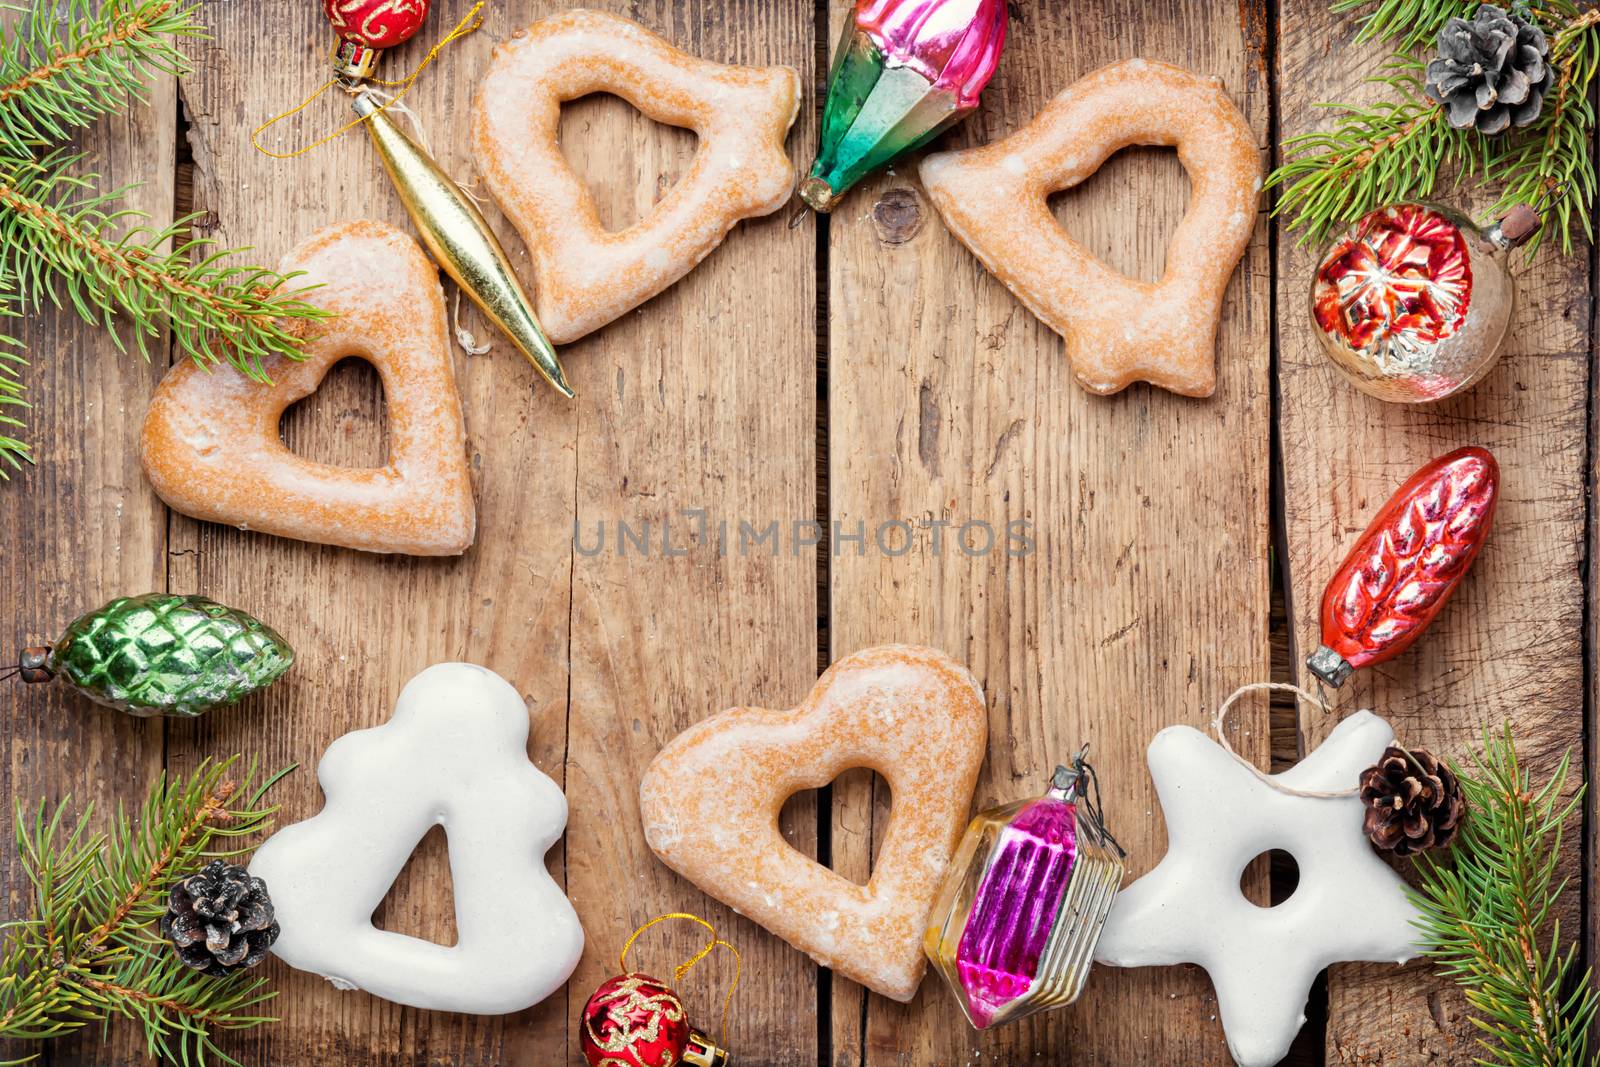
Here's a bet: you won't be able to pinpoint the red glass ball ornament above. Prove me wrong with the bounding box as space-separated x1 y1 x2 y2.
322 0 431 49
580 973 692 1067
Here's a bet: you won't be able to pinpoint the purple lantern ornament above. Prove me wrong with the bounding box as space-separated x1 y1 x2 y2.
799 0 1007 213
924 749 1125 1029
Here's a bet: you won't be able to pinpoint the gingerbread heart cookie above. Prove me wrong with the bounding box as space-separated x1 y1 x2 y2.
140 220 475 556
919 58 1260 397
639 645 988 1002
472 9 800 344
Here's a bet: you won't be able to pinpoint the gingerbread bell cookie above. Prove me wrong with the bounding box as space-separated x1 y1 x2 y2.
140 221 475 556
920 59 1260 398
639 645 988 1002
472 9 801 344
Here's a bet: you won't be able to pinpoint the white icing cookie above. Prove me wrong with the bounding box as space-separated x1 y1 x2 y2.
472 9 801 344
1095 710 1420 1067
248 663 584 1014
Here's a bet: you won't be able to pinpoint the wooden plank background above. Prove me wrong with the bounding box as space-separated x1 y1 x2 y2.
0 1 1589 1065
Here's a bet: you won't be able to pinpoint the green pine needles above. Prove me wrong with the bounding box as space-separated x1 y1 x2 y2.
0 757 289 1065
1411 726 1595 1067
0 0 328 477
0 295 25 477
1270 0 1600 256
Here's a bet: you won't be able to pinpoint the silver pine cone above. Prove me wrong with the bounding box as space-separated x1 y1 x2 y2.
1424 4 1550 135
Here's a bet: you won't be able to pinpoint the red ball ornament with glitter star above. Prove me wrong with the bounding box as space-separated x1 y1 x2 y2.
323 0 431 49
579 973 727 1067
1306 446 1499 688
1309 201 1539 404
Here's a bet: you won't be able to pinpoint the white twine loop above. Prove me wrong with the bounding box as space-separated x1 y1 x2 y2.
451 288 492 356
1211 682 1360 800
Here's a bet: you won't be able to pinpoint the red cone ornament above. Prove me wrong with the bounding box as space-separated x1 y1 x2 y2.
1306 446 1499 687
323 0 431 48
579 973 728 1067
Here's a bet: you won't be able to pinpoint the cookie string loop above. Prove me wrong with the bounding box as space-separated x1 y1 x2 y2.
1212 682 1360 799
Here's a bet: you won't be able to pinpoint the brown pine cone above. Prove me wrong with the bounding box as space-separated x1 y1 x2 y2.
1359 745 1466 856
160 860 280 977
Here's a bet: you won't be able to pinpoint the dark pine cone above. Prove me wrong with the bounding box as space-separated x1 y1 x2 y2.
1359 745 1466 856
1424 5 1550 135
160 860 280 977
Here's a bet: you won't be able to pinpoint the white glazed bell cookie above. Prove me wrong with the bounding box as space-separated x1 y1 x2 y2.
472 9 801 344
248 663 583 1014
139 221 476 556
639 645 988 1002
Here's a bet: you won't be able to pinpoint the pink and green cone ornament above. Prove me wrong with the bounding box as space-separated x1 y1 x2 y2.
800 0 1007 212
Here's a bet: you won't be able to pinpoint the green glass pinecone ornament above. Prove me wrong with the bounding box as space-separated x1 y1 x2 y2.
161 860 281 977
18 593 293 717
1424 4 1550 135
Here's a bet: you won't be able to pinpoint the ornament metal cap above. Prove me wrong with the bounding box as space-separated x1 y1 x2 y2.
330 38 380 85
682 1031 729 1067
1305 644 1355 688
17 647 52 684
353 92 575 398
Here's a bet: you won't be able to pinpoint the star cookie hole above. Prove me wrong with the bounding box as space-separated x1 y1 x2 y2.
371 824 459 947
1049 146 1190 285
783 767 888 888
559 92 700 234
279 356 389 470
1239 848 1300 909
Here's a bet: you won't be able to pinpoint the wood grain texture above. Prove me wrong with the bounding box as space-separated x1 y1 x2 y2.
1276 3 1592 1064
0 25 174 1064
170 2 575 1063
824 1 1273 1064
556 2 818 1064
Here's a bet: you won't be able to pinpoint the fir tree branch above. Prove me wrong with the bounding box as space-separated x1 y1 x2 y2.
0 0 200 152
0 288 27 478
0 150 329 381
1268 63 1480 247
1331 0 1473 53
0 757 289 1066
1410 726 1594 1067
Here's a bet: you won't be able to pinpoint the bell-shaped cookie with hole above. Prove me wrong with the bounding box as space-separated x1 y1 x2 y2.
248 662 584 1014
472 9 801 344
639 645 988 1002
139 220 475 555
919 59 1261 397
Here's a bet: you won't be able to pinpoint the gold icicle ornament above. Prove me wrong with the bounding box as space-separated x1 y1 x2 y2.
253 3 574 397
352 93 573 398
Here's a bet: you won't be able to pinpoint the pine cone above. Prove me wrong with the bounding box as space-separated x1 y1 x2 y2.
160 860 280 977
1425 5 1550 135
1359 745 1466 856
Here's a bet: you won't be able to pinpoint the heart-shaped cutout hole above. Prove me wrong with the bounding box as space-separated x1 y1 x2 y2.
559 92 699 235
280 356 389 470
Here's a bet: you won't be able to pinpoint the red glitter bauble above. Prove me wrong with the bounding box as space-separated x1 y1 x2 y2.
1318 447 1498 675
322 0 431 48
1311 203 1473 360
580 973 692 1067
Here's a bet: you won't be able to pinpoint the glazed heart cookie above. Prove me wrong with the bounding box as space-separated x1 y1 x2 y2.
472 9 801 344
919 58 1260 398
639 645 988 1002
139 220 475 556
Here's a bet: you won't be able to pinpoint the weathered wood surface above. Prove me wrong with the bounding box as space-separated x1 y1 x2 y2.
824 1 1273 1064
1277 3 1592 1065
0 1 1591 1066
